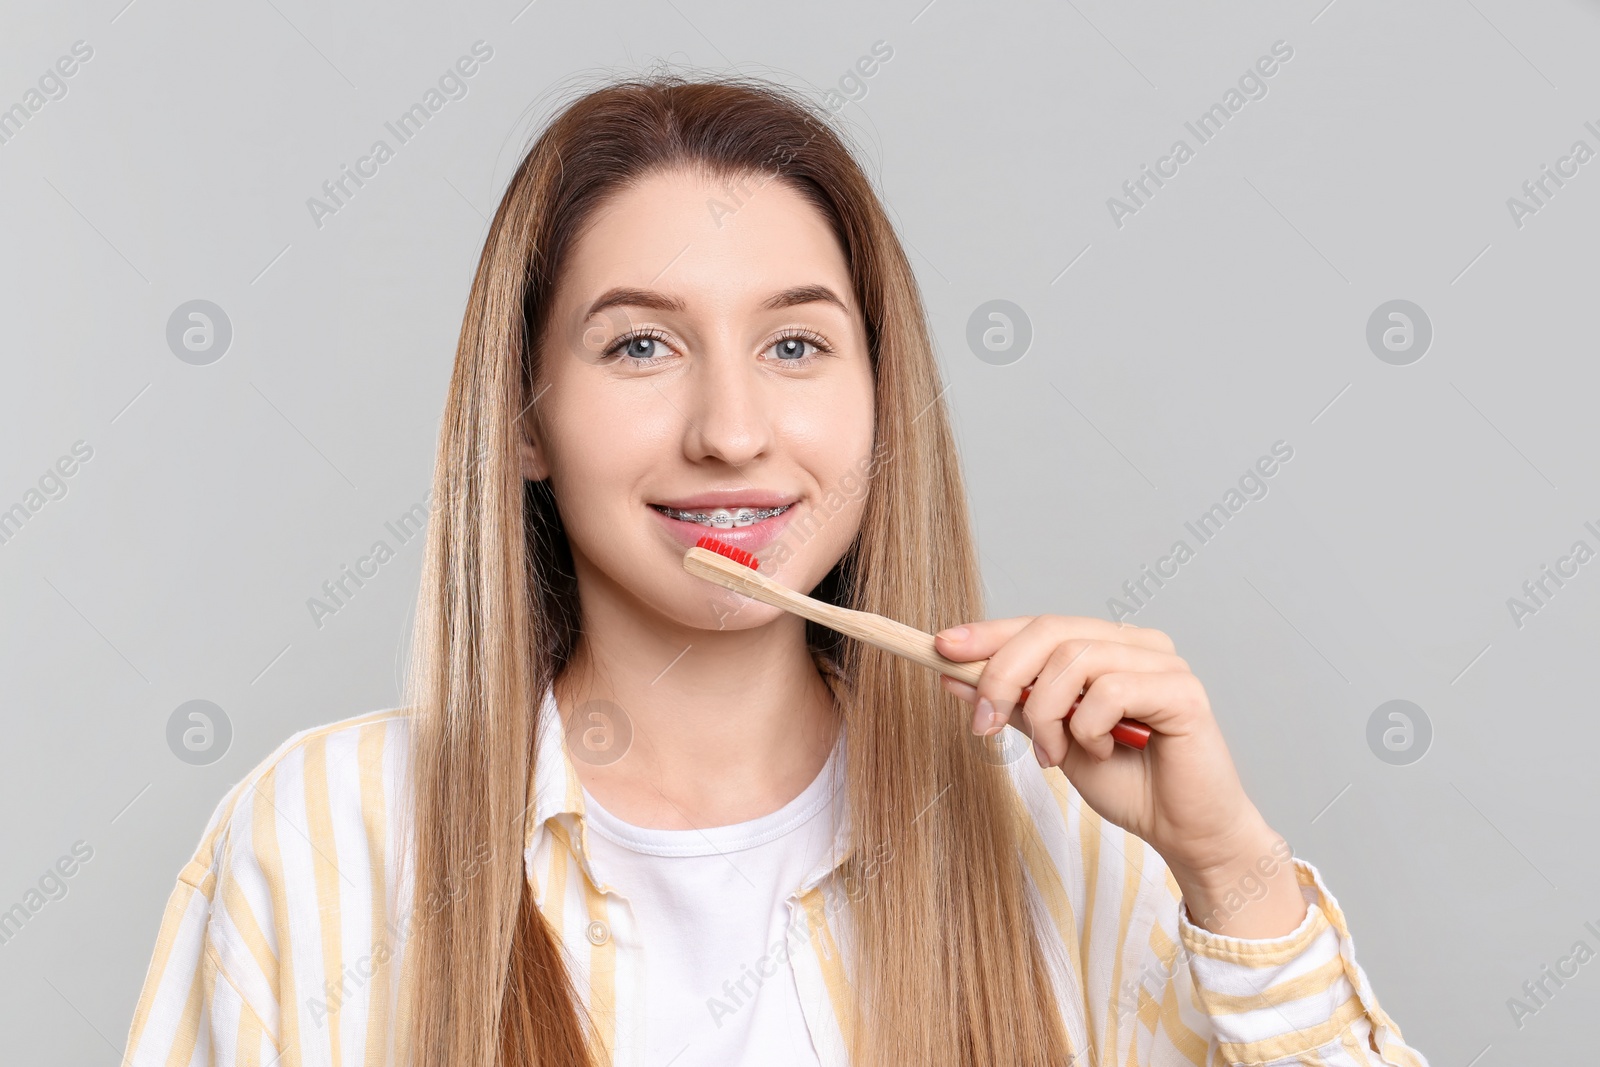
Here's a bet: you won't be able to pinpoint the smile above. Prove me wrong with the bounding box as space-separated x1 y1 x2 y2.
649 504 793 528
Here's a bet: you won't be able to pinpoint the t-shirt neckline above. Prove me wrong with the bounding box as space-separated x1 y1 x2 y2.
579 731 845 858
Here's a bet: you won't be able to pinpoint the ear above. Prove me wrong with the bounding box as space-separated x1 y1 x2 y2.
517 410 551 482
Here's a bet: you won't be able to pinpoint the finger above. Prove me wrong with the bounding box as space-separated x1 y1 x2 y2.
1028 640 1187 728
933 615 1036 662
1022 644 1091 768
935 614 1180 664
974 616 1185 724
1069 670 1206 760
940 675 1034 741
960 616 1067 738
942 675 979 704
1024 640 1183 766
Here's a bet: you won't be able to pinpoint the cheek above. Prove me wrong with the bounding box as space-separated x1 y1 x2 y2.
782 377 874 473
824 371 878 480
793 352 875 441
541 388 669 521
775 382 877 552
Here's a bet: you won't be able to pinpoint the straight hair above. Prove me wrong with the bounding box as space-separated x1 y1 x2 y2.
402 71 1072 1066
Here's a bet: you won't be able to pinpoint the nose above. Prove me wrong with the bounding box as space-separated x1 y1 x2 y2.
676 341 774 470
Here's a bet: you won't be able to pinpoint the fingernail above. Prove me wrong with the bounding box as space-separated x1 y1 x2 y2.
977 697 1009 731
939 626 968 642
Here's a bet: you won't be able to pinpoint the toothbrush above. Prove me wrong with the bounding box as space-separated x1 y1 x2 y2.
684 535 1153 751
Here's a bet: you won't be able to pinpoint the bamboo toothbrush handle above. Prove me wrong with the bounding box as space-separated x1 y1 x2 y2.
683 546 1152 750
821 604 1153 751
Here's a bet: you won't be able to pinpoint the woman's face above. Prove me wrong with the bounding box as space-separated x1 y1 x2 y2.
521 166 877 632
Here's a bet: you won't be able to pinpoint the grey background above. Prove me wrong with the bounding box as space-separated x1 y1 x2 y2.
2 0 1596 1061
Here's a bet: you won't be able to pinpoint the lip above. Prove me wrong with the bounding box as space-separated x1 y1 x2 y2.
648 488 800 511
648 500 800 554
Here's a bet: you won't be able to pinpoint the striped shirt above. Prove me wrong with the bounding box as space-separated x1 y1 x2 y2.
123 689 1431 1066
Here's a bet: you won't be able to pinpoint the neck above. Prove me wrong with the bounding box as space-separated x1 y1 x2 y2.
553 569 841 830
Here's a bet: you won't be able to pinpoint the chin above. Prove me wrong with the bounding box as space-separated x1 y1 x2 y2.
653 573 792 633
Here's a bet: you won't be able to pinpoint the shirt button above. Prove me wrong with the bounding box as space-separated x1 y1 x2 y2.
586 920 610 945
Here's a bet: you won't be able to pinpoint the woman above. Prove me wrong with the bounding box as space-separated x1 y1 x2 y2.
124 74 1429 1066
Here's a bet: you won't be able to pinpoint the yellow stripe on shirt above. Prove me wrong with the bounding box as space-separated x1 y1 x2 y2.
303 735 344 1067
357 722 393 1067
802 885 856 1054
252 767 300 1066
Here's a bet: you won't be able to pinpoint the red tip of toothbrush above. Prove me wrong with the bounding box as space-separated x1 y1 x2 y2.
694 535 759 571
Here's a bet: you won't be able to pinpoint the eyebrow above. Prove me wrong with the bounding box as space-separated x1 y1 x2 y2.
584 284 849 319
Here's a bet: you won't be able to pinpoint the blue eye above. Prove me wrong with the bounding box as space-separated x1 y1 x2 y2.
766 331 832 363
603 329 673 363
622 336 660 360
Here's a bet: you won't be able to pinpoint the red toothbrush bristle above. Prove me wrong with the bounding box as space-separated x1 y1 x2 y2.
694 535 759 571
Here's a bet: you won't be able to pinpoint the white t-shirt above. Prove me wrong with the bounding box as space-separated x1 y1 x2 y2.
578 733 846 1065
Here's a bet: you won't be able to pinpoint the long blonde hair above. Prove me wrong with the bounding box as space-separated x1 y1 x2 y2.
402 72 1072 1066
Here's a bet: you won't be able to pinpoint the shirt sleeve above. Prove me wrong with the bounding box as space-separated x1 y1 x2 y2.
123 778 281 1067
1021 761 1429 1067
1130 854 1431 1067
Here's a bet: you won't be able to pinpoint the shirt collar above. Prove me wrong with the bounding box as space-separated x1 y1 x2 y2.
523 684 855 898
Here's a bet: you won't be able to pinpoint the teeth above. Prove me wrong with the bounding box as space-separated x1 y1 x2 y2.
658 504 789 527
